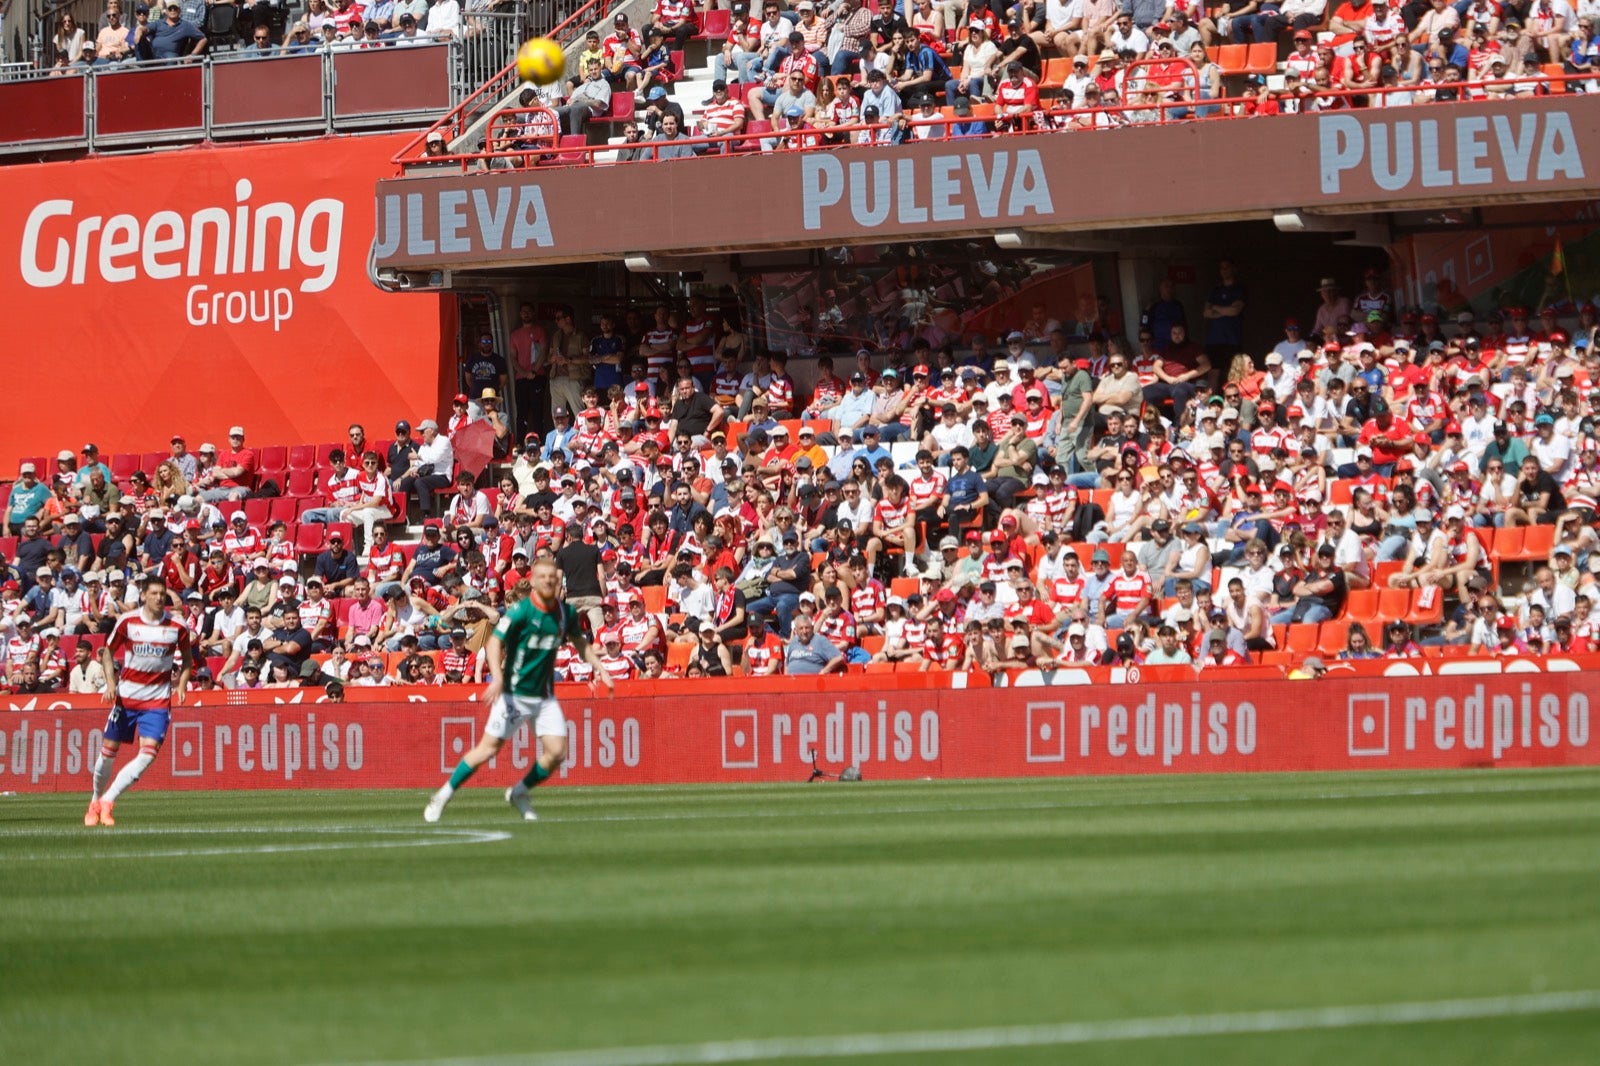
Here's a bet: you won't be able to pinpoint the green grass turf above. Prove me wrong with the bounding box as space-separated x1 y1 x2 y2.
3 769 1599 1066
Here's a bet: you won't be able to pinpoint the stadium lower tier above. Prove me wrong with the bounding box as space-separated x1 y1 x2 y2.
5 665 1596 791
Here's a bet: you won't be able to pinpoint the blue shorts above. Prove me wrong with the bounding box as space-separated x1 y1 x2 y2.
103 704 171 745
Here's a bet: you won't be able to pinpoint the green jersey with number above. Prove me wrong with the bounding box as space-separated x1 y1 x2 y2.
495 596 578 698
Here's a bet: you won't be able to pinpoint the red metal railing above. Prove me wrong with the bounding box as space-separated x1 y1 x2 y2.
397 71 1590 174
390 0 628 168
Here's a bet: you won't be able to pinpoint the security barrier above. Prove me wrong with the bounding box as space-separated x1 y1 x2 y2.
5 668 1594 792
0 45 457 157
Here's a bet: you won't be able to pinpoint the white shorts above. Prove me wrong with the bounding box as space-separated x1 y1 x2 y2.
484 694 567 741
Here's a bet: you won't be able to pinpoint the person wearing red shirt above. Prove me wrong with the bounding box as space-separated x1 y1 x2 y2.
1355 400 1417 474
1143 323 1211 420
917 616 968 671
995 62 1039 127
1103 553 1152 628
651 0 698 50
197 426 257 504
742 615 784 675
869 475 919 576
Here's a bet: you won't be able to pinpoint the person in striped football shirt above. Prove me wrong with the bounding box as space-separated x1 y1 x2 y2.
85 574 193 827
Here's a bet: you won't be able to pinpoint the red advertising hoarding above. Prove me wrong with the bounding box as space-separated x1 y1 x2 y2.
0 134 451 464
3 672 1591 793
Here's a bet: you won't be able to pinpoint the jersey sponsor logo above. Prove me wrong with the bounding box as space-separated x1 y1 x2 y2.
19 179 344 333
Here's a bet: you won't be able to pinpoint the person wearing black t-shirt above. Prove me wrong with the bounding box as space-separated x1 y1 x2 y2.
556 536 605 635
1509 455 1565 526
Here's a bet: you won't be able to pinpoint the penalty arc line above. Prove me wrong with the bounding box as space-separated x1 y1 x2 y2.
0 825 512 860
321 989 1600 1066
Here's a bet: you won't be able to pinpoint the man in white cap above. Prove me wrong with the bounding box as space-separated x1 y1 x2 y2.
196 426 258 504
4 461 50 536
396 419 455 519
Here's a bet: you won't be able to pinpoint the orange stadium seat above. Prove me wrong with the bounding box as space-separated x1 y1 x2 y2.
1040 57 1071 89
1342 588 1379 626
1515 525 1556 561
1376 587 1412 626
1244 42 1277 75
1217 44 1249 73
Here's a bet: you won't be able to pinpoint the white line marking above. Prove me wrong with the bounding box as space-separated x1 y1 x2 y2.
320 989 1600 1066
443 777 1596 827
0 825 511 860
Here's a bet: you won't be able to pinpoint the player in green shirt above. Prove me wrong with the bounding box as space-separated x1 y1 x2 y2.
424 560 613 823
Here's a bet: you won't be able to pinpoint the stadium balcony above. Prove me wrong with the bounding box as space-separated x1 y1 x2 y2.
0 0 627 160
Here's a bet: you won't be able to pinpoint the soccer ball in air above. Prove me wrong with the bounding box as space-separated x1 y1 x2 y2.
516 37 565 86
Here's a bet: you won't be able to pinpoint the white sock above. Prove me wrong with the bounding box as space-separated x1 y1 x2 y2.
91 752 116 799
102 751 154 804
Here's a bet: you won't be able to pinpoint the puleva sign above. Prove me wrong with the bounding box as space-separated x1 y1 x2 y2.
368 95 1600 271
1318 110 1585 195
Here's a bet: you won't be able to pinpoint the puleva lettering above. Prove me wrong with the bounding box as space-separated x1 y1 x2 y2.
372 184 553 260
801 149 1054 231
1318 110 1584 195
19 179 343 293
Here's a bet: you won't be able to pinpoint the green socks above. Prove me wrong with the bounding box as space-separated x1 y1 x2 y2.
520 761 552 790
447 760 476 791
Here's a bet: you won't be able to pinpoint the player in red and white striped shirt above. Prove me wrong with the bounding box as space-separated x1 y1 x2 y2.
86 574 193 827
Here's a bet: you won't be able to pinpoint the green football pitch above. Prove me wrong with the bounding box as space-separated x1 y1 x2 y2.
4 770 1599 1066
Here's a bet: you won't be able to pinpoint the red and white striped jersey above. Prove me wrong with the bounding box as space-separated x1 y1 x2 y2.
107 609 192 712
908 471 947 509
323 468 363 506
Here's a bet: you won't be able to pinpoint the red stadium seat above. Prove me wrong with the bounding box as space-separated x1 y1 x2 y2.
141 451 167 477
286 468 317 498
695 8 730 39
267 497 298 527
243 498 271 527
257 445 288 478
315 443 342 467
287 444 318 471
110 452 140 480
295 523 327 556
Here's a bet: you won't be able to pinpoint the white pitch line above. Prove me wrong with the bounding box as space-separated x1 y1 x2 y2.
444 777 1597 827
320 989 1600 1066
0 825 511 860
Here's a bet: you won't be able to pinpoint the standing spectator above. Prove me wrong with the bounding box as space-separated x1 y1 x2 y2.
508 302 549 440
1202 259 1247 366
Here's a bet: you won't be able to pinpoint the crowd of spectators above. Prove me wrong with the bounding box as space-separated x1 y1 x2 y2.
48 0 482 71
502 0 1599 158
6 262 1600 694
